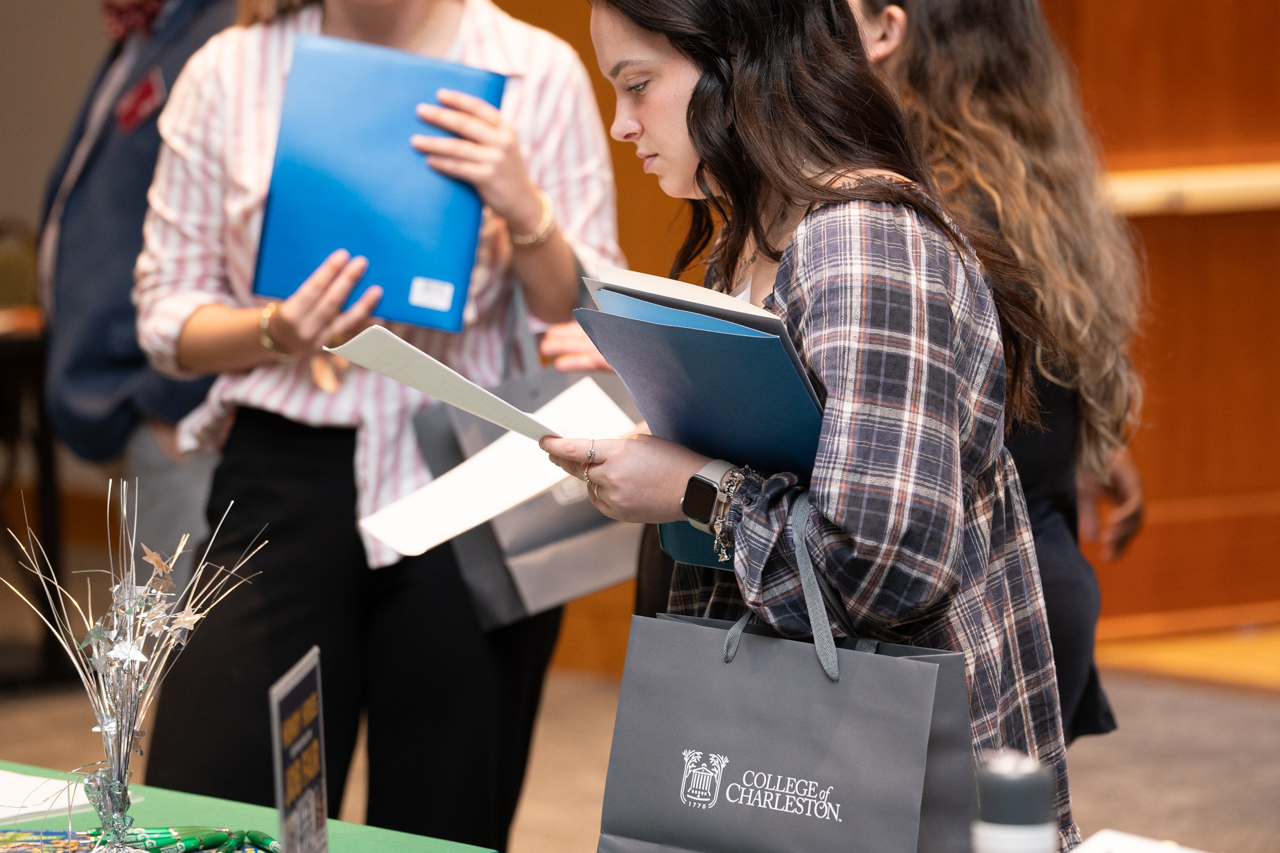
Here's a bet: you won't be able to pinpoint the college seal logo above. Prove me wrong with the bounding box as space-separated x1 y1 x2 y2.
680 750 728 809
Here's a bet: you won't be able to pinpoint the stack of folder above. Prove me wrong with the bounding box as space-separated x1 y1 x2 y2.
575 268 823 567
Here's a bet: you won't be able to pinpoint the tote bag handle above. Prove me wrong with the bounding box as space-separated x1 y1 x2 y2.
723 492 874 682
501 262 594 386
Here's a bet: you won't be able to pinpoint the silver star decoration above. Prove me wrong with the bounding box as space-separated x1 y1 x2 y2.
141 544 177 593
106 638 148 664
141 543 172 576
144 604 173 637
79 622 110 650
169 609 203 633
112 584 152 615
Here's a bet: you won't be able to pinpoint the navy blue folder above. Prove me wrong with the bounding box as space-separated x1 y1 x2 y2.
254 35 506 332
575 290 823 567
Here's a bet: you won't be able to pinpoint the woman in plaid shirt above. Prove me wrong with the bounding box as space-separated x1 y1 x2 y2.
543 0 1080 846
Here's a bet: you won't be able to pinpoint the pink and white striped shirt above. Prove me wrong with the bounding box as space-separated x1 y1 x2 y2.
134 0 622 567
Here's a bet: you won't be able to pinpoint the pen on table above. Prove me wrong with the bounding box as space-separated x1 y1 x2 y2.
81 829 218 842
120 833 212 852
211 831 244 853
78 830 161 844
149 831 231 853
244 831 281 853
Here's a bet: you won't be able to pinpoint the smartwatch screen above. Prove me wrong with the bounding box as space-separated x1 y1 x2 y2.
683 477 720 523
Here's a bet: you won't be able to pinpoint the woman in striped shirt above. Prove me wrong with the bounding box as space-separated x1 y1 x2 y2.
133 0 621 847
545 0 1080 846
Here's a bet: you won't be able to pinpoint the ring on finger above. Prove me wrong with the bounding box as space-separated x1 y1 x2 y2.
582 463 592 485
593 482 602 501
587 438 596 465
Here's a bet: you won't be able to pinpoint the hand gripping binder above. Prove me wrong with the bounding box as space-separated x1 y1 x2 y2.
254 35 506 332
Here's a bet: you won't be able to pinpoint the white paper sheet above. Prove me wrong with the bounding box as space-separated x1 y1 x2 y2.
1077 830 1212 853
328 326 557 442
593 264 779 320
359 378 636 557
0 768 93 825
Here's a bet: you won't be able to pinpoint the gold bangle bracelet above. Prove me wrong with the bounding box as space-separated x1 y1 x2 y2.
510 189 556 248
259 302 281 351
258 303 299 362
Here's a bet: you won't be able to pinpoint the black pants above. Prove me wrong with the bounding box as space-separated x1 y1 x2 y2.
1032 513 1116 743
147 409 561 851
634 524 675 618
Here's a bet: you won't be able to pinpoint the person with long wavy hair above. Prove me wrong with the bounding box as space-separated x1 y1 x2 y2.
541 0 1080 844
855 0 1145 743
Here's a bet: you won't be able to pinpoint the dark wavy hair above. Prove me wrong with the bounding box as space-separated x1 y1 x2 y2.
594 0 1049 426
862 0 1142 473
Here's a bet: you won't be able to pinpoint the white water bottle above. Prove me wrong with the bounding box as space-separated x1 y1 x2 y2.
971 750 1057 853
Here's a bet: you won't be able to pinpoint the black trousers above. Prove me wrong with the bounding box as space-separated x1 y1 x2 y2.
1032 513 1116 743
147 409 561 851
634 524 675 619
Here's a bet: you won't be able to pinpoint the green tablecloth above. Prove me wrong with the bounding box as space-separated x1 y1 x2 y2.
1 761 492 853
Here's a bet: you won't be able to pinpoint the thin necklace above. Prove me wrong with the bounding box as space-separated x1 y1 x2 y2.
733 250 758 295
733 204 790 294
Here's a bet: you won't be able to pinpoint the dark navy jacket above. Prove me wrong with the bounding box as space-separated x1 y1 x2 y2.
41 0 235 462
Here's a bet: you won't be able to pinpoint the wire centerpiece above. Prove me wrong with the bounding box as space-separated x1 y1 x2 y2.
0 483 260 853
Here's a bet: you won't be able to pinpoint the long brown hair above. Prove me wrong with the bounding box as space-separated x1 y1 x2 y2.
863 0 1142 475
236 0 317 25
596 0 1048 427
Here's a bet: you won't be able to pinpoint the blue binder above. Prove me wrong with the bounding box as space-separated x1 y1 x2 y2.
254 35 506 332
575 287 823 567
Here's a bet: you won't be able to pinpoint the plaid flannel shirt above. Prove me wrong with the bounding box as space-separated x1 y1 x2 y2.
669 199 1080 849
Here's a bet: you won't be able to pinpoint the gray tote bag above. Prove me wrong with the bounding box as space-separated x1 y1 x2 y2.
413 281 644 630
597 495 974 853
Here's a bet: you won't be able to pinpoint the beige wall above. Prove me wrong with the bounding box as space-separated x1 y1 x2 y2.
0 0 108 226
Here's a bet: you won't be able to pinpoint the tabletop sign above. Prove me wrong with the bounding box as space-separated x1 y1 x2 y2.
269 646 328 853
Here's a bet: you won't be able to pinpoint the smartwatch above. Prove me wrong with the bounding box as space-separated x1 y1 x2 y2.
681 459 735 533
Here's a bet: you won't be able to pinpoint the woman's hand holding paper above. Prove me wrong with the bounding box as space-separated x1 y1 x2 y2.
541 434 708 523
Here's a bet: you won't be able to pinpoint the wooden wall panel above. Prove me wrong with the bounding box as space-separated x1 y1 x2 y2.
1127 211 1280 499
1090 210 1280 622
1092 512 1280 620
1042 0 1280 169
1041 0 1280 626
